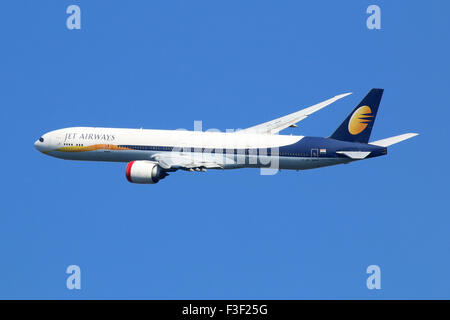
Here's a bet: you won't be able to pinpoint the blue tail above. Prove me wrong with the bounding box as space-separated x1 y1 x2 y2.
330 88 384 143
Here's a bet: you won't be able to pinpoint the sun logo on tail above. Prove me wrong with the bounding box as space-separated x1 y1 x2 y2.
348 105 374 135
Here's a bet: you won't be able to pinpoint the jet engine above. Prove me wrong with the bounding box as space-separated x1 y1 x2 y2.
125 161 168 184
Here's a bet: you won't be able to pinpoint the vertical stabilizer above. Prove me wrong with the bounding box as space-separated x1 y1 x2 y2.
330 88 384 143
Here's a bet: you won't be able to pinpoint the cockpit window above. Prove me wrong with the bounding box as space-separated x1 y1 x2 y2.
39 137 44 142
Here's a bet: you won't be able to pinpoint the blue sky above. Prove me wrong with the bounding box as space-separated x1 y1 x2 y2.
1 0 449 299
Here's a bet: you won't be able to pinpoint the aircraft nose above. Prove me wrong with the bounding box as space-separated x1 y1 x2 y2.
34 136 48 153
34 139 42 151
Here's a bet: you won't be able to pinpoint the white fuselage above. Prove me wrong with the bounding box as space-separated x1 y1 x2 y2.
34 127 349 170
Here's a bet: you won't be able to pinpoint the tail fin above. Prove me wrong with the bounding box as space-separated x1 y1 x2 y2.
330 88 384 143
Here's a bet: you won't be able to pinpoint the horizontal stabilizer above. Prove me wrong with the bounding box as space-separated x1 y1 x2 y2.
370 133 418 147
336 151 371 159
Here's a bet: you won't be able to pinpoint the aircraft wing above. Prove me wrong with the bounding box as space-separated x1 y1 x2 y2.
151 152 233 171
239 92 352 135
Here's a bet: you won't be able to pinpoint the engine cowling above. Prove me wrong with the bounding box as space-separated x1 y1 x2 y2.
125 161 168 184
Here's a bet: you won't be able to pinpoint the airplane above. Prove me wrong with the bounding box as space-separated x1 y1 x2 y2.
34 89 418 184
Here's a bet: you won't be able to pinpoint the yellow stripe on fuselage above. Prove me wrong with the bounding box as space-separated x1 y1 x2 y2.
55 144 132 152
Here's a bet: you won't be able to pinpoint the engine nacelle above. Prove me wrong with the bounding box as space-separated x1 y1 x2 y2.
125 161 168 184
